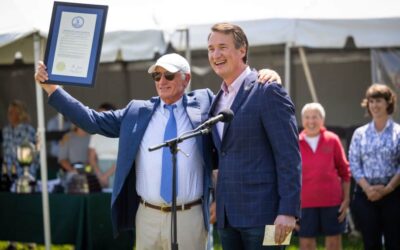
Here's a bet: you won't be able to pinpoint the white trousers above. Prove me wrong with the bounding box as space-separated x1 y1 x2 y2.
135 202 207 250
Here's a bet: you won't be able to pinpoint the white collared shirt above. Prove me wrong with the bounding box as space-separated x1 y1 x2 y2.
304 135 320 153
135 97 204 205
214 66 251 139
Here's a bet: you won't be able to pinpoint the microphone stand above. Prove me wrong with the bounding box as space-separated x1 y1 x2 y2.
149 127 212 250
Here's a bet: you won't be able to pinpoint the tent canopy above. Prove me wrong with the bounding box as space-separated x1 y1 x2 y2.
1 0 400 64
158 0 400 50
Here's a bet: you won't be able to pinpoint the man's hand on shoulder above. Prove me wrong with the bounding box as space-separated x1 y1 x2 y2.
257 69 282 85
34 61 59 96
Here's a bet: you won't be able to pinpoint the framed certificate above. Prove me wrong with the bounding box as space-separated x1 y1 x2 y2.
43 1 108 87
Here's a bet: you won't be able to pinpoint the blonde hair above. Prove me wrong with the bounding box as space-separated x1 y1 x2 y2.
9 99 30 123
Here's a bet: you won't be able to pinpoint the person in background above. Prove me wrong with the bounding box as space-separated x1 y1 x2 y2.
207 22 301 249
348 83 400 250
88 102 119 191
46 113 72 158
2 100 37 177
298 103 351 250
58 124 90 172
2 100 38 250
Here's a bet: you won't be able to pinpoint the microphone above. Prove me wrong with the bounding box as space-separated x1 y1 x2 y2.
149 109 234 151
196 109 234 130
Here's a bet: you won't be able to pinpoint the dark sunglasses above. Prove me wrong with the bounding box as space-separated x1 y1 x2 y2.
151 71 177 82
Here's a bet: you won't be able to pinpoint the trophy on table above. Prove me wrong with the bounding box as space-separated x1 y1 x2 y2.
16 140 37 193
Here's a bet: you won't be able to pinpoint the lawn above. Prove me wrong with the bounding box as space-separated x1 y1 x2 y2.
1 232 363 250
211 231 364 250
0 242 73 250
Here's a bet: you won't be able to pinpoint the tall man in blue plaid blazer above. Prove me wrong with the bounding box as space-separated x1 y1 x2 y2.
207 23 301 250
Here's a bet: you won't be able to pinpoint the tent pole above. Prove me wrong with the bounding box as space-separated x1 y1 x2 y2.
284 43 291 95
184 28 191 92
34 32 52 250
298 47 319 102
370 49 380 83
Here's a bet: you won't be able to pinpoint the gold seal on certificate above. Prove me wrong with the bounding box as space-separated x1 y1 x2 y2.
55 61 66 72
44 2 108 87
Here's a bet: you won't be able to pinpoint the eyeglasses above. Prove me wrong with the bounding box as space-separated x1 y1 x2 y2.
151 71 177 82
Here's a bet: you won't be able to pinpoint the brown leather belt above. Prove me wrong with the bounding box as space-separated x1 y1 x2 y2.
140 198 202 212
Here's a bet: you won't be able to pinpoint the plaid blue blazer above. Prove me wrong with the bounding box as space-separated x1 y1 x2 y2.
210 70 301 229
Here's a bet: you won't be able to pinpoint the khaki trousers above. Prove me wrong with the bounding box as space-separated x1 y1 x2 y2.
135 202 207 250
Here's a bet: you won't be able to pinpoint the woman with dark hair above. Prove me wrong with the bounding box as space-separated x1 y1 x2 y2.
349 83 400 250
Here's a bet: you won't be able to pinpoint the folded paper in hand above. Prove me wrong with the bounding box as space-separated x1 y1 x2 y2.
263 225 292 246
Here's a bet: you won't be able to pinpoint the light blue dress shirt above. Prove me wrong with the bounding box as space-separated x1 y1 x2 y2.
135 97 204 205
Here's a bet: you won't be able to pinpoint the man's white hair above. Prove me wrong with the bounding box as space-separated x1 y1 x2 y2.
301 102 326 119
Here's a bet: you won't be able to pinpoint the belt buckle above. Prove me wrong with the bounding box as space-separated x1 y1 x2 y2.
160 203 169 212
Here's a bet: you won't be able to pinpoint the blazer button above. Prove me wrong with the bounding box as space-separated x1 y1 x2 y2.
221 151 226 157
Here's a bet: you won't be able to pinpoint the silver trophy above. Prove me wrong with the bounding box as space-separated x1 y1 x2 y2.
16 140 36 193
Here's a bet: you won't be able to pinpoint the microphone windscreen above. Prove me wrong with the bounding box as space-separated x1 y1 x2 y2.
218 109 234 123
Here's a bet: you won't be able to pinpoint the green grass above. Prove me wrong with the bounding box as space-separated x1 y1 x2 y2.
0 242 74 250
286 234 363 250
212 231 363 250
1 232 363 250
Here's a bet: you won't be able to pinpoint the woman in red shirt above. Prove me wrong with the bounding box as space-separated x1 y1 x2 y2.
298 103 351 250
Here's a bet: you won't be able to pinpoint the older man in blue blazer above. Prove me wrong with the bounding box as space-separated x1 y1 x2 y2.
208 23 301 250
35 54 215 250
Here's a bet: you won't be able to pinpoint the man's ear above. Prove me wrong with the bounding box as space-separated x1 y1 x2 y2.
183 73 191 88
240 46 246 59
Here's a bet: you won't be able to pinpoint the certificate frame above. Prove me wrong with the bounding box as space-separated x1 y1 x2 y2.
43 1 108 87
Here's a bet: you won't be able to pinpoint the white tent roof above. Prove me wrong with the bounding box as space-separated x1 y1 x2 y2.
156 0 400 50
1 0 400 64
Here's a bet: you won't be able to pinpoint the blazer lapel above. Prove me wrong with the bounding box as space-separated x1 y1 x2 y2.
121 98 158 184
209 89 223 116
183 94 205 154
184 95 202 129
132 98 159 138
209 90 223 150
222 76 256 140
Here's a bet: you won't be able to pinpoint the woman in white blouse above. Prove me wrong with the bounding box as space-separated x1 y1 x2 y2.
349 83 400 250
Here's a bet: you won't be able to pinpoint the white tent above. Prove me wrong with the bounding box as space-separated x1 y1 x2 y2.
156 0 400 50
2 0 400 63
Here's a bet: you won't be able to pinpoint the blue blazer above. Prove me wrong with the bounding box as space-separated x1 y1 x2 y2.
48 88 215 237
210 70 301 229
